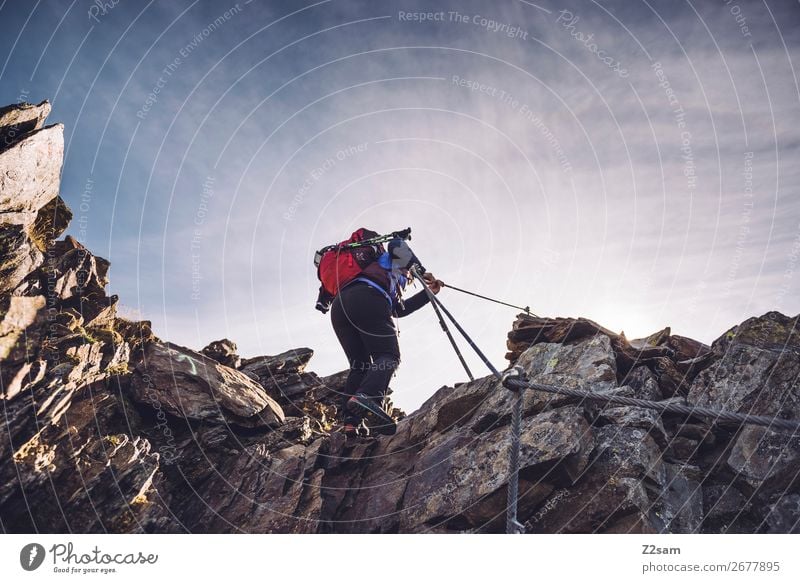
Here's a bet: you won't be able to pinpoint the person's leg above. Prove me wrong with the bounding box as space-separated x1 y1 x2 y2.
346 351 400 435
337 283 400 431
338 284 401 397
359 352 399 398
335 283 402 434
330 290 371 426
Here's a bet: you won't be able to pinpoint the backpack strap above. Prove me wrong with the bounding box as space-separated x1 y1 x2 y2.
352 277 393 306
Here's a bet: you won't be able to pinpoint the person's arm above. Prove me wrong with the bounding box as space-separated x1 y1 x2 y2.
393 289 430 317
392 272 444 317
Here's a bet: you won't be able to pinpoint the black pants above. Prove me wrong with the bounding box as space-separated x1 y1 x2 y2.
330 281 400 413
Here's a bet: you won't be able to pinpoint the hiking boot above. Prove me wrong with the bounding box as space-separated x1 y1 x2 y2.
346 393 397 436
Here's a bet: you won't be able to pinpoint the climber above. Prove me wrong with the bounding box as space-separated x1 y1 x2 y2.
314 229 443 437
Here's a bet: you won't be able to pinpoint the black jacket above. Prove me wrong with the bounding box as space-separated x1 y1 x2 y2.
393 288 430 317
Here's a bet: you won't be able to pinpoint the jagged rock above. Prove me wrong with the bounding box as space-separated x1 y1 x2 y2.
664 437 699 462
0 224 43 295
48 306 83 334
1 359 46 401
674 351 717 380
0 294 46 361
400 405 593 532
423 376 500 434
594 400 669 448
673 422 716 445
518 334 617 388
527 425 664 533
601 463 703 534
176 441 320 533
201 338 240 368
630 327 710 361
688 312 800 496
651 356 692 397
255 370 311 399
0 380 161 533
667 334 711 360
43 245 110 301
650 463 703 533
594 425 666 484
0 124 63 227
28 195 72 252
240 347 314 378
506 316 616 362
320 369 348 392
60 338 118 385
113 317 157 350
82 295 119 329
58 433 159 533
506 315 675 380
727 426 800 491
50 234 84 257
1 100 798 535
0 118 64 294
702 484 752 533
470 334 617 432
630 326 671 349
130 341 284 427
619 365 663 400
712 311 799 353
0 101 51 152
765 494 800 534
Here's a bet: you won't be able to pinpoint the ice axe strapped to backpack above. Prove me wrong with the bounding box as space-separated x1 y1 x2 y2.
313 227 416 313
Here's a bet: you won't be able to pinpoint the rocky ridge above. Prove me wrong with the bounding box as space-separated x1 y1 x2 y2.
1 102 798 533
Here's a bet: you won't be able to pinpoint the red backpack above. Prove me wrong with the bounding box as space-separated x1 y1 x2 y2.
316 228 384 296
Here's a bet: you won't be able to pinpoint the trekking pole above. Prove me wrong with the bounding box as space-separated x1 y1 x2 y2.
441 282 537 317
412 269 474 381
411 268 503 379
316 228 412 258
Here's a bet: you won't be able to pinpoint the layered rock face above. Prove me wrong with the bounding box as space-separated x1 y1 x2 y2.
1 102 798 533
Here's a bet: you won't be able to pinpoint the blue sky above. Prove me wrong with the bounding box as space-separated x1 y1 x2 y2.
2 0 799 411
